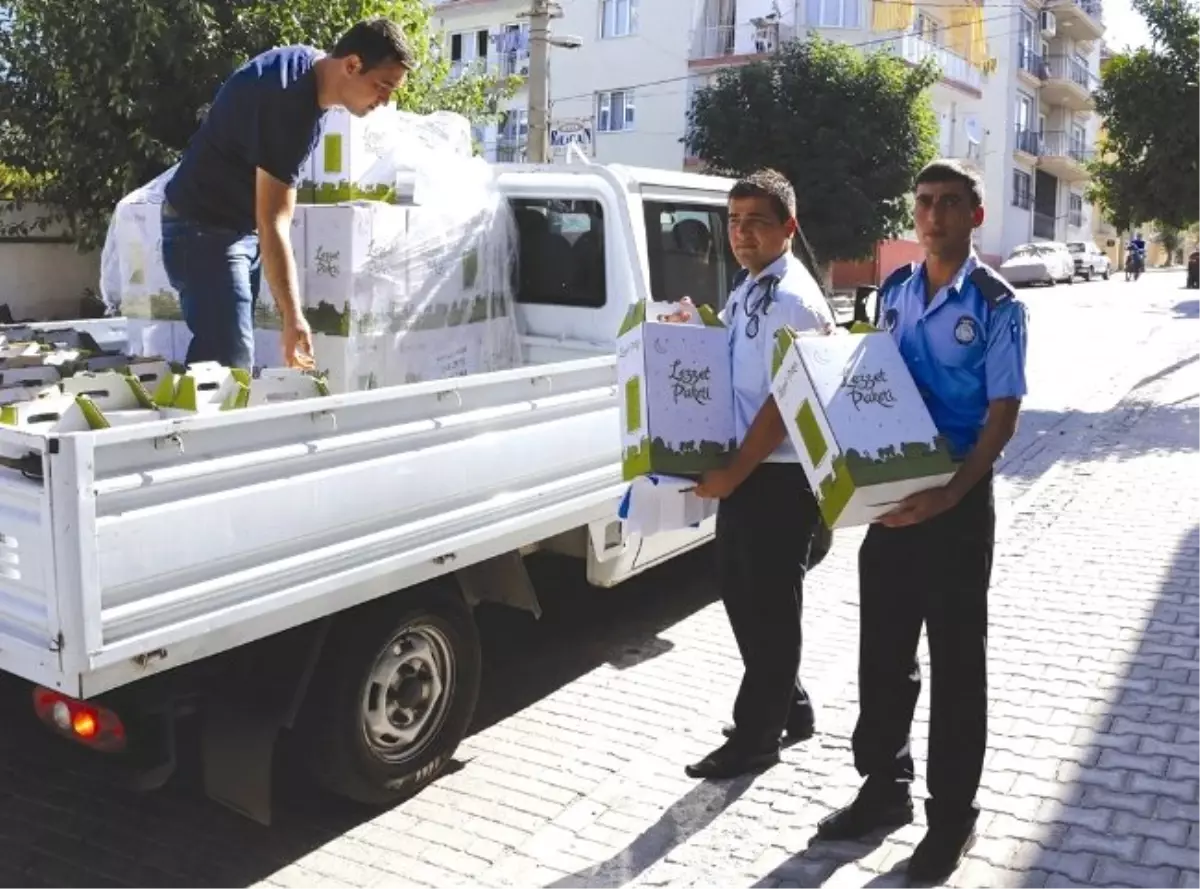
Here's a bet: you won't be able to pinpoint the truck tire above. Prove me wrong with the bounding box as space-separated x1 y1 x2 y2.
298 586 481 806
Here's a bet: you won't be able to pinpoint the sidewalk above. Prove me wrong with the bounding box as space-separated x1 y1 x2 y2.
259 300 1199 887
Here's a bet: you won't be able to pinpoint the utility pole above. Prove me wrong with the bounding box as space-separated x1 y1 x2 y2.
523 0 560 164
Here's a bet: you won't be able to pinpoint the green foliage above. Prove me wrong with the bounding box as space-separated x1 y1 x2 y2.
1087 0 1199 231
685 36 940 265
1155 224 1182 260
0 0 519 250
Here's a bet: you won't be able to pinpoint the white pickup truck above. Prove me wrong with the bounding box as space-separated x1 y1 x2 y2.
0 159 852 824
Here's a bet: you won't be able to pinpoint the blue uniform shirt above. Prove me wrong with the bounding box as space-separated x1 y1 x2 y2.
166 46 325 233
720 252 834 463
879 253 1029 459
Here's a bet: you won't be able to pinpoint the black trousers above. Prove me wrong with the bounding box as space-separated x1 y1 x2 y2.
852 475 994 827
716 463 821 750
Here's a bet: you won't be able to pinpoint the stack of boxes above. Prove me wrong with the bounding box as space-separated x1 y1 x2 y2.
109 107 521 392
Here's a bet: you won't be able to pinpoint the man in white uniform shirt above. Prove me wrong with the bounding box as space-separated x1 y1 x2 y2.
672 169 835 779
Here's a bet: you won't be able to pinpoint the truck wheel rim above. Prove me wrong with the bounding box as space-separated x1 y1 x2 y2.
361 624 455 763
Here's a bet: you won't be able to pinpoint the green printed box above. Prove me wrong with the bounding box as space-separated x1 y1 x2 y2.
770 328 955 528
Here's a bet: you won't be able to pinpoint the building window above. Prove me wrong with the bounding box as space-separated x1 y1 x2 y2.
497 109 528 162
806 0 862 28
496 24 531 77
449 29 490 77
643 202 740 310
1070 123 1087 160
597 90 635 132
914 12 941 43
1012 170 1033 210
511 198 606 308
601 0 638 38
1069 193 1084 227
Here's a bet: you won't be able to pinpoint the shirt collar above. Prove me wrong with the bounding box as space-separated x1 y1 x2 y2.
918 251 979 301
753 252 791 284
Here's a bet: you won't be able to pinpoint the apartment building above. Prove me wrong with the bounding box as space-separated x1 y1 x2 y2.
431 0 693 168
432 0 1102 264
976 0 1105 260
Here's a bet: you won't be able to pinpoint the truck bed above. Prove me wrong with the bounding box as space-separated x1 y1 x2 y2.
0 356 624 698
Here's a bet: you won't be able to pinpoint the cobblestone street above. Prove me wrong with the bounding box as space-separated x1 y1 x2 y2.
0 275 1196 888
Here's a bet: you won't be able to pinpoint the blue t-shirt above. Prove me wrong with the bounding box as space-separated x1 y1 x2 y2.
166 46 325 233
878 254 1029 458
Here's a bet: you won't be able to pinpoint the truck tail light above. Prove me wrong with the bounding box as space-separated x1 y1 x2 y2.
31 687 127 753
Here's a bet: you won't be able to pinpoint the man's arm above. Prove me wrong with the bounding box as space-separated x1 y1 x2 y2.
880 298 1028 527
256 168 302 323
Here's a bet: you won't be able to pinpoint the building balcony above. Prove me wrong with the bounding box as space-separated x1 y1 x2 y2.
1043 55 1098 111
884 33 983 93
495 138 527 163
1047 0 1105 42
689 20 794 67
497 50 531 78
1039 130 1093 182
1014 126 1042 160
1017 47 1047 86
449 58 487 80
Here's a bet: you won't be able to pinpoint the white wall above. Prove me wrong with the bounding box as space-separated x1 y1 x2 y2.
0 204 99 321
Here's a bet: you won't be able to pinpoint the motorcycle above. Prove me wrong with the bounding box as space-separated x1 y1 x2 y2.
1125 250 1145 281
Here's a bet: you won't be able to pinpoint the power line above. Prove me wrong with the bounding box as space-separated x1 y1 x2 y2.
546 11 1032 105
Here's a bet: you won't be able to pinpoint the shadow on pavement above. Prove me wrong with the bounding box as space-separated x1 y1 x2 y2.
0 547 720 888
549 777 755 888
1173 300 1198 319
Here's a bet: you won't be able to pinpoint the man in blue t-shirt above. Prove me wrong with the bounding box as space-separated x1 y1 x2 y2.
162 19 415 369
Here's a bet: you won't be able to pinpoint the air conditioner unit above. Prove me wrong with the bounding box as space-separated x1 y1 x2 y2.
1040 11 1057 37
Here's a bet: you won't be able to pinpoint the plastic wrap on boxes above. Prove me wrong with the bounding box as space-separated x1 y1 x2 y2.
100 111 521 389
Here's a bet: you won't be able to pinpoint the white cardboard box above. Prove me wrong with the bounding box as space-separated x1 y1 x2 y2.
617 301 736 481
312 107 400 203
770 328 956 528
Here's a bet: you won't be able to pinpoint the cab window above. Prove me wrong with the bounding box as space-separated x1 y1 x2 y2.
510 198 606 308
643 202 739 311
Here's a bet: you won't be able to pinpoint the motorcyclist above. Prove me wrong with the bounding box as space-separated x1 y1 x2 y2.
1127 233 1147 275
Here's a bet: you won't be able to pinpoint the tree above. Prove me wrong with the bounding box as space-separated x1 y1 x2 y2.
1156 224 1182 263
0 0 518 249
1088 0 1199 231
685 36 940 269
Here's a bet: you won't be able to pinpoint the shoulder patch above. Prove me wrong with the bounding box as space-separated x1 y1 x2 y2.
880 262 918 295
969 265 1016 308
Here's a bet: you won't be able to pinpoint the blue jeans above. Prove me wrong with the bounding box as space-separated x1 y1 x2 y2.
161 208 261 369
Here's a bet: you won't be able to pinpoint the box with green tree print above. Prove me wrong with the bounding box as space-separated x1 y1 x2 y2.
617 301 736 481
770 327 955 528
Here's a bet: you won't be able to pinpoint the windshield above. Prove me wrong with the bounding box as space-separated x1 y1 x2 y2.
1067 243 1086 253
1010 245 1052 258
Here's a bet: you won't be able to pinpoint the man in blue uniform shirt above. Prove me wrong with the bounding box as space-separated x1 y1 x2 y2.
162 19 415 370
670 169 835 779
816 160 1028 886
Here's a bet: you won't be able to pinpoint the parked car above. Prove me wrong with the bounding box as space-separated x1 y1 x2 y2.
1066 241 1111 280
999 242 1076 286
1187 250 1198 289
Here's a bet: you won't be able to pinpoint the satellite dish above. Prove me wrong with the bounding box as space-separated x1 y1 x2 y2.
964 116 982 145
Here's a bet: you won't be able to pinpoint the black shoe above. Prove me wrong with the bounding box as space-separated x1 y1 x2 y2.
721 713 815 743
816 790 914 840
685 740 780 779
906 822 977 885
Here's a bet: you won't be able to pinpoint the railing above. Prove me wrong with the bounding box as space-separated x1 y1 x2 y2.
1015 127 1042 156
1034 212 1056 239
449 58 487 80
1045 55 1099 92
1055 0 1104 24
495 139 527 163
886 33 983 90
1018 47 1047 79
690 21 791 60
498 50 531 78
1042 130 1094 163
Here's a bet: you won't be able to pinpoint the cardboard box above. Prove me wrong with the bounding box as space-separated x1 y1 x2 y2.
312 108 399 204
258 210 309 322
617 301 736 481
301 203 407 320
770 328 956 528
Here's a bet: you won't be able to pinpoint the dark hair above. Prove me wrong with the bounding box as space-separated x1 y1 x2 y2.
333 19 417 72
728 168 797 223
914 159 984 208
